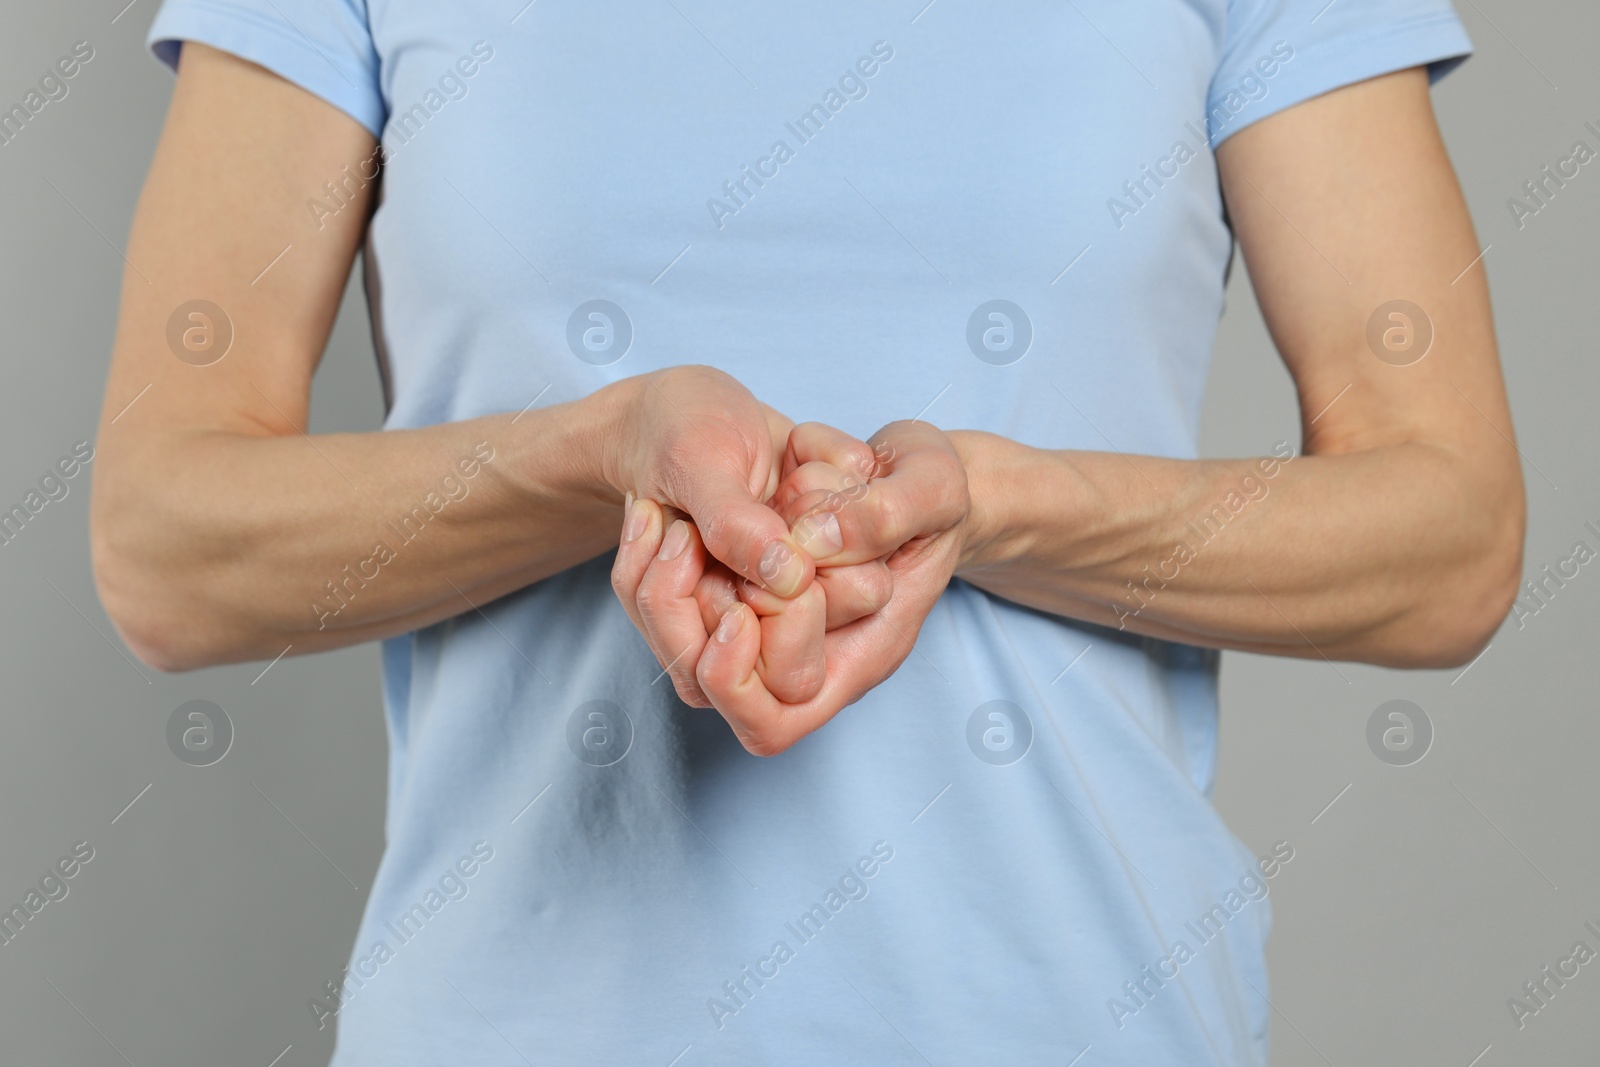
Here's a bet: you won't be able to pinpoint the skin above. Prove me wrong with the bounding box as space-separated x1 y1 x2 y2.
614 421 969 754
93 45 822 669
615 68 1524 751
93 47 1523 757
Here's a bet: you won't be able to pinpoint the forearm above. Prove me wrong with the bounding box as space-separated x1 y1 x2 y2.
92 385 630 670
952 431 1523 667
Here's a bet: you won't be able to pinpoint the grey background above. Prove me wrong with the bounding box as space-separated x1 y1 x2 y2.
1 2 1595 1064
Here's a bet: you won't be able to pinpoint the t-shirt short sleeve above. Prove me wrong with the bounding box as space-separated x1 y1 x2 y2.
1207 0 1472 146
147 0 384 137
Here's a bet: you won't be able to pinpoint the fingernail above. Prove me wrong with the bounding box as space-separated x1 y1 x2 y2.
793 510 843 559
714 605 743 644
757 540 806 597
623 496 648 543
659 519 690 560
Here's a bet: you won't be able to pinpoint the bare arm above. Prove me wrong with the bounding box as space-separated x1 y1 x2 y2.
588 66 1523 756
952 68 1524 668
92 45 811 671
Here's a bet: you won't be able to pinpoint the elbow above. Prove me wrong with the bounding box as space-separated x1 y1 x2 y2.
1386 501 1525 671
90 437 276 672
92 554 199 673
1399 577 1517 670
91 513 222 673
123 628 213 675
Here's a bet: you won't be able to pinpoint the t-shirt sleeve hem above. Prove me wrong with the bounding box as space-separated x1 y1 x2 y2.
1210 12 1472 148
148 1 384 138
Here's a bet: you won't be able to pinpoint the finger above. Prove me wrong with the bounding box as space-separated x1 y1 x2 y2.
700 561 858 675
760 403 797 501
770 461 863 564
635 519 714 707
735 577 827 704
775 424 879 562
814 560 893 629
784 422 883 485
611 494 665 641
770 460 865 518
692 563 741 635
675 471 814 599
698 507 954 757
782 421 966 566
614 497 710 704
693 603 778 752
695 610 877 757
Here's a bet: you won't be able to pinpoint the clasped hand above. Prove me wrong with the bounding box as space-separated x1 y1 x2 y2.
607 367 971 756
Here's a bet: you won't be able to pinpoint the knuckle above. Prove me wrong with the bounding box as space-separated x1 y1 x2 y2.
841 441 879 480
769 659 825 703
936 465 971 518
609 564 629 598
706 577 739 616
838 477 868 503
857 566 893 612
741 727 793 758
672 669 707 706
660 364 728 392
694 650 732 694
814 490 845 516
866 490 907 546
634 580 670 618
696 510 733 558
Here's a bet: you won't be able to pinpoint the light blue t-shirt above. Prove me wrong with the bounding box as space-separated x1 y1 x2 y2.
151 3 1469 1063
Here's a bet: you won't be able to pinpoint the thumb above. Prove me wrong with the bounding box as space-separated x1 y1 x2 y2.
680 473 813 598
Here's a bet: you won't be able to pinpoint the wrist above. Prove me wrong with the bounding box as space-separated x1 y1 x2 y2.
584 374 652 503
949 432 1117 579
948 429 1022 574
501 377 640 511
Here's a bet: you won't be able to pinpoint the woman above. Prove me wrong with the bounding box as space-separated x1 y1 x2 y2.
92 1 1522 1062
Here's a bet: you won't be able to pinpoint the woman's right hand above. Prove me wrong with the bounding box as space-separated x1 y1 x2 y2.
601 365 818 599
605 379 895 709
